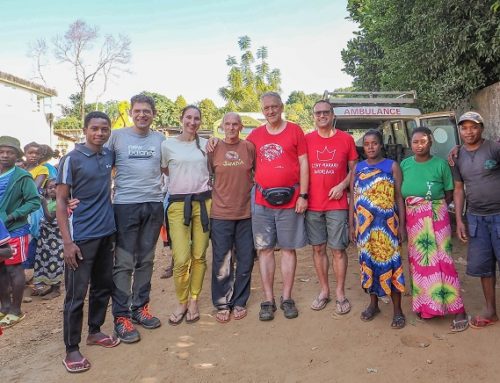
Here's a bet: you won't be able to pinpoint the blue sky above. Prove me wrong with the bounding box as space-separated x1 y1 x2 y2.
1 0 357 110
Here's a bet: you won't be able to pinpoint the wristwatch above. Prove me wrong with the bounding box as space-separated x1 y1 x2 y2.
299 193 308 200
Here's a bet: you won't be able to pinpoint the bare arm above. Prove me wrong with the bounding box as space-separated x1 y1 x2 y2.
328 159 357 200
0 244 13 260
348 169 356 243
40 197 56 223
34 174 47 189
453 180 467 243
56 184 82 270
393 162 407 243
444 190 453 205
295 153 309 214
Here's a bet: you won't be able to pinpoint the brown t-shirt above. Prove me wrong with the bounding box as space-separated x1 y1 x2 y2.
209 140 255 220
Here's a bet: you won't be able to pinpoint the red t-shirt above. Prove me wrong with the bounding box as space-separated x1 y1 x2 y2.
306 129 358 211
247 122 307 209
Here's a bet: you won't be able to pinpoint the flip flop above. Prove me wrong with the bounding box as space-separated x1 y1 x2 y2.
450 318 469 332
391 314 406 329
0 313 26 329
469 316 498 329
233 306 248 320
168 310 187 326
215 309 231 324
311 296 331 311
62 357 91 373
335 298 351 315
86 335 121 348
360 307 380 322
185 311 200 324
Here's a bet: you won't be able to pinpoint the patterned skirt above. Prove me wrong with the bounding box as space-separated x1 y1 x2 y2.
33 220 64 286
405 196 465 318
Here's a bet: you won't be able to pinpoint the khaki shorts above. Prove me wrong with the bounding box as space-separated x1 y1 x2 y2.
305 210 348 250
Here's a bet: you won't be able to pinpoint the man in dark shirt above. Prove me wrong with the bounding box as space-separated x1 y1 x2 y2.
453 111 500 329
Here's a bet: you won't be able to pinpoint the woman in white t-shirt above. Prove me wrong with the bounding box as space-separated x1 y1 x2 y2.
161 105 211 325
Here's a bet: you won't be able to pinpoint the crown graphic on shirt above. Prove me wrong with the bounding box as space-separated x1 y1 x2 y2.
317 146 336 162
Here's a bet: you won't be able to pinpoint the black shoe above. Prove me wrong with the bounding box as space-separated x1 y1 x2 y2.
280 297 298 319
131 304 161 329
114 317 141 343
259 300 277 321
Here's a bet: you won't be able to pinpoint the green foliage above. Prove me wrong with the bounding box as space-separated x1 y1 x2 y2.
53 116 82 132
285 91 323 130
197 98 223 130
219 36 282 112
342 0 500 111
140 91 177 128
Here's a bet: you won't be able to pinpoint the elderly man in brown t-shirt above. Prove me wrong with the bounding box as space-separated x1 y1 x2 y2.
208 112 256 323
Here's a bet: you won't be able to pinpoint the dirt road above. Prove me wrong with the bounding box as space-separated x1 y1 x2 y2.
1 238 499 383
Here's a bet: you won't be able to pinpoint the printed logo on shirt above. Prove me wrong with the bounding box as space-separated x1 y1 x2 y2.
425 181 433 200
484 159 497 170
260 143 283 162
128 145 155 159
317 146 336 162
223 151 244 167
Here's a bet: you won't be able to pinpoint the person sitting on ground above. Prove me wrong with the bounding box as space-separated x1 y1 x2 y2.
0 136 41 329
57 112 120 373
349 130 406 328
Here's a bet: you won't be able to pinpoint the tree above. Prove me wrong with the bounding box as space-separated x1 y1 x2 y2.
219 36 281 112
52 19 131 122
173 95 188 119
140 91 177 128
27 38 48 85
341 0 500 111
197 98 223 130
285 91 322 130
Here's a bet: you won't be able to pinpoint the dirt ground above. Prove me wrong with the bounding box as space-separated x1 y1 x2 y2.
1 237 499 383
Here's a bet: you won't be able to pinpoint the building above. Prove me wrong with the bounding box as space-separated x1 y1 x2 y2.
0 70 57 148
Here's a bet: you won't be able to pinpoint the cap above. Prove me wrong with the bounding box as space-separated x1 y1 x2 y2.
458 111 484 125
0 136 23 157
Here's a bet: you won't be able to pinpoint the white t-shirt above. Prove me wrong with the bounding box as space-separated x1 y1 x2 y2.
161 137 210 195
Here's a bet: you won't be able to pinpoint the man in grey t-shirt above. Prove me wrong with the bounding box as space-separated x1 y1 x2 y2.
107 94 165 343
453 111 500 329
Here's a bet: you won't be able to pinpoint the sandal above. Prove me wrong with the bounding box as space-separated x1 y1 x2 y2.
86 334 121 348
469 316 498 329
0 313 26 329
185 311 200 324
233 306 247 320
62 357 91 373
450 318 469 332
168 310 187 326
259 300 277 321
215 309 231 324
335 298 351 315
311 296 331 311
360 306 380 322
391 314 406 329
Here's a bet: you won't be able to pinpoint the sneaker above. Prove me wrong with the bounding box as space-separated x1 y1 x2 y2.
280 297 298 319
131 304 161 329
114 317 141 343
259 300 277 321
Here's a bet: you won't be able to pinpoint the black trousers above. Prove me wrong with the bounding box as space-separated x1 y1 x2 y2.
211 218 255 310
63 235 115 352
112 202 163 318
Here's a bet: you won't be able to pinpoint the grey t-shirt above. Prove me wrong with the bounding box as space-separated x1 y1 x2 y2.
452 139 500 215
107 127 165 204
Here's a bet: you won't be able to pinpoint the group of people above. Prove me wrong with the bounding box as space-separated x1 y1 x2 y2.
0 91 498 374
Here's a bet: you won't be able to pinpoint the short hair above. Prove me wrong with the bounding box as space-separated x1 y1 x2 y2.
312 99 333 112
181 105 202 119
24 141 40 153
363 129 383 145
222 112 242 125
260 91 282 104
130 94 156 114
39 144 54 162
411 126 433 140
84 111 111 129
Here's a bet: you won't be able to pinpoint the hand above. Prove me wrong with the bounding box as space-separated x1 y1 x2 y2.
349 224 356 244
63 242 83 270
328 185 344 200
206 137 219 153
295 196 308 214
67 198 80 212
447 145 460 166
456 220 468 243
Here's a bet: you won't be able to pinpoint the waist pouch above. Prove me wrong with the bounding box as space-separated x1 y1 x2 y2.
257 184 298 206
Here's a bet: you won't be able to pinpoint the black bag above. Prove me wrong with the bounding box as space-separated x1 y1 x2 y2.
258 184 297 206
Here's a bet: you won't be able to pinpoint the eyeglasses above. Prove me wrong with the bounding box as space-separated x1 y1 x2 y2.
313 110 332 117
131 109 153 116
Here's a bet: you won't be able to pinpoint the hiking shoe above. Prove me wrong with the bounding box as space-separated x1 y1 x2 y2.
259 300 277 321
114 317 141 343
131 304 161 329
280 297 298 319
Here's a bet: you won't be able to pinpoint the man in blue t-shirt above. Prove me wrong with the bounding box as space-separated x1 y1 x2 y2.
57 112 119 373
453 111 500 329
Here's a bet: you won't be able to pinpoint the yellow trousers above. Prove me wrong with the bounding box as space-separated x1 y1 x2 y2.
167 199 211 304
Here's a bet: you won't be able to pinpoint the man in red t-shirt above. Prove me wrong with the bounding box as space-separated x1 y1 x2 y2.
305 100 357 314
247 92 309 321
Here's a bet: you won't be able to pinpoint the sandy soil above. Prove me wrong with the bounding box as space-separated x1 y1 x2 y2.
1 237 499 383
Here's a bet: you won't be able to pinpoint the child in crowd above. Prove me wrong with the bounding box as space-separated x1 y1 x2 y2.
0 136 41 329
33 179 64 299
40 144 58 179
349 130 406 329
57 111 119 373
